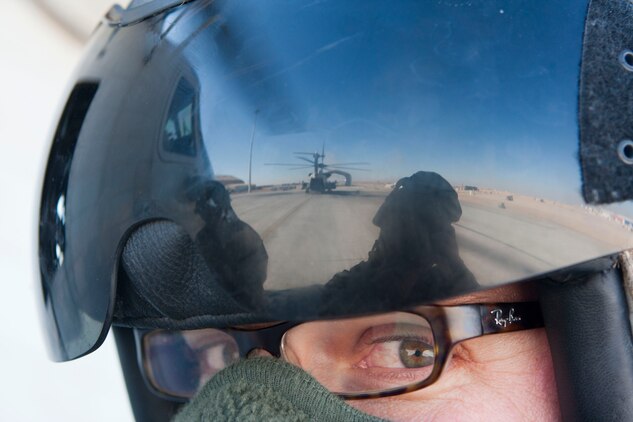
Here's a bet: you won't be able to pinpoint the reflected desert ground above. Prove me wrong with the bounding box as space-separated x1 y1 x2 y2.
230 183 633 290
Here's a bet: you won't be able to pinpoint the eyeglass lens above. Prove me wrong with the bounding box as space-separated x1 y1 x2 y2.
144 329 241 398
281 312 436 394
143 312 436 398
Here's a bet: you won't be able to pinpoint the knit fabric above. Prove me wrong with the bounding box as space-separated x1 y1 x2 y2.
173 358 385 422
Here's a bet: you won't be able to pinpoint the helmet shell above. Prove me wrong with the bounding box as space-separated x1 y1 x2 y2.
38 0 633 361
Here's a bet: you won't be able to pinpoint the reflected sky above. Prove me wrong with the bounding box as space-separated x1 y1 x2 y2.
173 0 632 213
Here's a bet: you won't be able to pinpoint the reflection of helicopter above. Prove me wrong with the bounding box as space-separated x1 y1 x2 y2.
266 145 369 193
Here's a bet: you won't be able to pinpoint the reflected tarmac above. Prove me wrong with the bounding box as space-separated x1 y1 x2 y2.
231 186 627 290
232 190 383 289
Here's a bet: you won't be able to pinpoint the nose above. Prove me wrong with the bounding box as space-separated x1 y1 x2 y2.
247 348 273 358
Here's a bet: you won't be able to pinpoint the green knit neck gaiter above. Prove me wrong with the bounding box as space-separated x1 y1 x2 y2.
173 357 386 422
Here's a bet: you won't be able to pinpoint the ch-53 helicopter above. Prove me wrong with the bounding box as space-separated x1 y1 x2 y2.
266 145 369 193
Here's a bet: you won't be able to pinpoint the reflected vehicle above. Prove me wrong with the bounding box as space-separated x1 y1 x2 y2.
266 144 369 194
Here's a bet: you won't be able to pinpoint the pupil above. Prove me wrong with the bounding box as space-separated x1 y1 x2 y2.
399 339 434 368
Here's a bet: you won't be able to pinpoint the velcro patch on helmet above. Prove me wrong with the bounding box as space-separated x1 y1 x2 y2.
579 0 633 204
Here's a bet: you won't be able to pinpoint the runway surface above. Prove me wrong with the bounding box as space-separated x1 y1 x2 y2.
230 188 632 290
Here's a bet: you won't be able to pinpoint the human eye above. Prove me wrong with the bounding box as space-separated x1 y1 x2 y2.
282 313 436 393
359 322 435 370
364 332 435 369
350 319 436 389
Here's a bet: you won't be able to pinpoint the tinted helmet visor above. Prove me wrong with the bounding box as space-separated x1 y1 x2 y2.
38 0 633 361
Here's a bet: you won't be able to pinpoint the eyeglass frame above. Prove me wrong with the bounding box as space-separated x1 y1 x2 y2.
134 301 544 401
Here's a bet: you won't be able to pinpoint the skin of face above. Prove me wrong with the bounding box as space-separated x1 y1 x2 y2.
345 283 561 422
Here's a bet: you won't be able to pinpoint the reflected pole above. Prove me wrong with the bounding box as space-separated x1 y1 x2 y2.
248 109 259 193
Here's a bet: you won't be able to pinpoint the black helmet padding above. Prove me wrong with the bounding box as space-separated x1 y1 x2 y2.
538 259 633 422
115 219 267 328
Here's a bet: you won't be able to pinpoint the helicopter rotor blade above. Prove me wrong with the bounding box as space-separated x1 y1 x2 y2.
327 166 371 171
326 162 371 166
265 162 309 166
296 156 315 164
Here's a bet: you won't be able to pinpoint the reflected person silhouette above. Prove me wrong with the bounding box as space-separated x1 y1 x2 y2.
193 179 268 311
115 180 269 325
320 171 478 314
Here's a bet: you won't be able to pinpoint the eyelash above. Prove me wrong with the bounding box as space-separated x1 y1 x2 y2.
369 334 433 345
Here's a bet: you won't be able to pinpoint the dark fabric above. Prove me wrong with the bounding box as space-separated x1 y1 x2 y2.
173 357 385 422
579 0 633 203
115 219 254 322
538 263 633 422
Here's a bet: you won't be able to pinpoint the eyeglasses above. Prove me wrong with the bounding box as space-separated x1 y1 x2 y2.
135 302 543 401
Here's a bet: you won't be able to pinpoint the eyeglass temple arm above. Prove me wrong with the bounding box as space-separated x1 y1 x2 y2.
480 302 544 334
444 302 544 343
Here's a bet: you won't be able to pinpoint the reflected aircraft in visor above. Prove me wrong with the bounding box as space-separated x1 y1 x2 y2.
38 0 633 361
